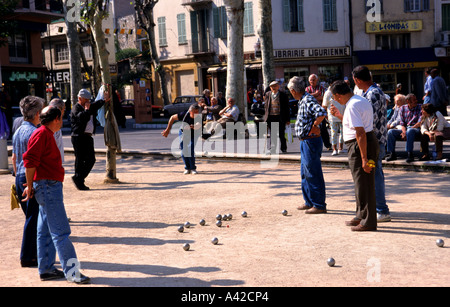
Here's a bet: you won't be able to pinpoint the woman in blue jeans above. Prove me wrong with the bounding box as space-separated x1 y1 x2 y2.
12 96 44 267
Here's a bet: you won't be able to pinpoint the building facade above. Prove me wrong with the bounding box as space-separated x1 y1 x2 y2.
0 0 64 108
152 0 353 102
351 0 438 98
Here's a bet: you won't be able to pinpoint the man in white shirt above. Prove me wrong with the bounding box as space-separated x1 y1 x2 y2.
329 80 379 232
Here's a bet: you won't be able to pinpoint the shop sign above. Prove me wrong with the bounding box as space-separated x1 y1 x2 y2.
8 71 40 82
366 61 438 71
274 47 350 59
48 71 71 83
365 20 422 33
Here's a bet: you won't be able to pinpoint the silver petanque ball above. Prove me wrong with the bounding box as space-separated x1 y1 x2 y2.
183 243 190 251
216 220 222 227
228 214 233 220
177 226 184 233
211 237 219 245
199 219 206 226
282 210 288 216
241 211 248 218
327 258 336 267
222 214 229 221
216 214 222 221
436 239 445 247
184 221 191 228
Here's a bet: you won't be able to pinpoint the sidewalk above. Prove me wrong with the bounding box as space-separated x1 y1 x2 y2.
64 118 450 173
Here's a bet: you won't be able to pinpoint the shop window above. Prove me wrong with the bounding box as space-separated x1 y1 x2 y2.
375 34 410 50
8 32 30 64
284 67 309 84
373 73 396 94
318 65 341 84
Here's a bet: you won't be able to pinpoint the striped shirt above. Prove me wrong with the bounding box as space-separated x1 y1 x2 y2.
295 92 327 139
12 121 38 176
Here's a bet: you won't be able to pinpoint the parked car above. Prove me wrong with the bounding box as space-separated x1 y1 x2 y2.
163 95 203 117
121 99 163 118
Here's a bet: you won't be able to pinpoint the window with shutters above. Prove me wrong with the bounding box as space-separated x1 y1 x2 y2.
8 32 30 63
158 16 167 47
244 2 254 36
443 4 450 31
213 6 227 39
177 13 187 44
282 0 304 32
404 0 429 12
323 0 337 31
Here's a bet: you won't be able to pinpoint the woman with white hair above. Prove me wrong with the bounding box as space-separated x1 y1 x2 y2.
12 96 44 267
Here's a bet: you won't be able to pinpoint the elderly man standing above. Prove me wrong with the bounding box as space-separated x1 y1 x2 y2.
263 81 291 153
23 106 90 283
330 80 379 231
386 93 422 163
70 89 108 190
288 77 328 214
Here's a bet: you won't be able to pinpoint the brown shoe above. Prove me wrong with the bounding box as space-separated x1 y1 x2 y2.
297 204 311 210
351 224 377 231
305 207 327 214
345 218 361 226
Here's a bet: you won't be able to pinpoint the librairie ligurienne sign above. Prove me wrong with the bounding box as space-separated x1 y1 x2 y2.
274 47 351 59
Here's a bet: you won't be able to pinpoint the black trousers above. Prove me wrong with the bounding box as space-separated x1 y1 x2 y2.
267 115 287 152
346 131 379 229
71 134 96 183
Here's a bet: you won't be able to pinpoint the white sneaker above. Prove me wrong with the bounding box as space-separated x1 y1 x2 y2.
332 150 338 156
184 170 191 175
377 213 391 222
191 170 198 175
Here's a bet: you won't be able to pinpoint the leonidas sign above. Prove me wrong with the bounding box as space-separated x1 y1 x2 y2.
365 20 423 33
274 47 350 59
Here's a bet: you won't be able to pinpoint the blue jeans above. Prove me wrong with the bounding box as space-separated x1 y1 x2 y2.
179 130 197 170
375 144 389 214
34 180 78 277
387 128 421 154
300 137 327 210
16 173 39 262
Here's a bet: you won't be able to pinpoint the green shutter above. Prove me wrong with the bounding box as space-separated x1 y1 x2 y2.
283 0 290 32
158 16 167 46
244 2 254 35
443 4 450 31
177 14 187 44
221 6 227 38
213 7 220 38
297 0 304 31
190 11 199 53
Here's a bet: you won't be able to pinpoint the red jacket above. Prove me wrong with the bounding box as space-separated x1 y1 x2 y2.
23 125 65 182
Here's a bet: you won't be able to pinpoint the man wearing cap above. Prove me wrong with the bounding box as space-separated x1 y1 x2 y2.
70 88 109 190
263 81 291 153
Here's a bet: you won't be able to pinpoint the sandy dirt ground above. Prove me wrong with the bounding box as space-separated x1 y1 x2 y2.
0 154 449 287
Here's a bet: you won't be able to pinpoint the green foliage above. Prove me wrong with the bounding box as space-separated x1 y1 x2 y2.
116 48 140 62
0 0 18 47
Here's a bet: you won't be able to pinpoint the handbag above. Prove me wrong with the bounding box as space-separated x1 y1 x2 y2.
10 184 20 210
